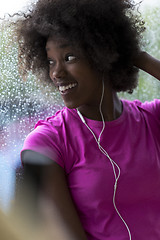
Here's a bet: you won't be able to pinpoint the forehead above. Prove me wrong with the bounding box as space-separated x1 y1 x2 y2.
46 37 71 51
45 37 84 58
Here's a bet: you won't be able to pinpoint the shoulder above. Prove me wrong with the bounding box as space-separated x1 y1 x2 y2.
120 99 160 143
35 106 78 129
122 99 160 117
21 107 80 166
32 107 77 135
25 107 67 145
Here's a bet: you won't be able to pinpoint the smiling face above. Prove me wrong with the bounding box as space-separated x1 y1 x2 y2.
46 37 103 110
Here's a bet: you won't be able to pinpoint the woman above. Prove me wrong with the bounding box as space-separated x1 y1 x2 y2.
15 0 160 239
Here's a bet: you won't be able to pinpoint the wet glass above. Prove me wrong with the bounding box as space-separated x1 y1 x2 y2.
0 3 160 211
0 22 63 211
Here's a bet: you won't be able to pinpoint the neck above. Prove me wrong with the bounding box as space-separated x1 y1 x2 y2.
77 87 122 122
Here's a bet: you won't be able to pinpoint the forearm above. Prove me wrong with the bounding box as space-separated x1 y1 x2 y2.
39 163 88 240
38 193 88 240
135 51 160 81
21 151 88 240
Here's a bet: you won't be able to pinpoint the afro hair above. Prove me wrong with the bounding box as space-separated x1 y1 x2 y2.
15 0 145 92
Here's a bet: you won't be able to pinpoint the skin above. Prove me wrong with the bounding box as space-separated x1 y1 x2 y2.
21 38 160 239
46 37 122 121
134 51 160 81
22 151 88 240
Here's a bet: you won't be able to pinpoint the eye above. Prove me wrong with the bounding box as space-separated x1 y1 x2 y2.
48 59 55 66
65 54 77 62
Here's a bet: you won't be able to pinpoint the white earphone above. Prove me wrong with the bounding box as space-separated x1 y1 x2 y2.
77 79 132 240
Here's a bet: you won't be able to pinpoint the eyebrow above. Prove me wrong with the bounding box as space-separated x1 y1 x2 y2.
46 43 70 51
59 43 70 48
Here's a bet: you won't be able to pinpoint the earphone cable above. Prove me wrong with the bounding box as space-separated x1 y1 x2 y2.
76 79 132 240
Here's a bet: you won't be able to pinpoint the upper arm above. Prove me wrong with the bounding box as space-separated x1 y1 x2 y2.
21 124 65 168
21 150 87 240
135 51 160 81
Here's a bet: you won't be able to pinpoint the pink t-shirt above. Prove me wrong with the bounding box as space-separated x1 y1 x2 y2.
21 99 160 240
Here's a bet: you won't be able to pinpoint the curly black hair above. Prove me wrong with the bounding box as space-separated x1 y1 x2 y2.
15 0 145 92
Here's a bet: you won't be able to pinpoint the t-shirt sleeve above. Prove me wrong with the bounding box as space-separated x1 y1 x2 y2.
140 99 160 121
21 122 65 169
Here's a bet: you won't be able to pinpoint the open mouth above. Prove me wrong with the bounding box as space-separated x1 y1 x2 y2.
59 83 77 94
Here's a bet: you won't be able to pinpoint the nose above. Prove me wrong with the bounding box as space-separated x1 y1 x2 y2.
51 62 66 80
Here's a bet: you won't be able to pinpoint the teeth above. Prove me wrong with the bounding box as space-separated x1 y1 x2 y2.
59 83 77 92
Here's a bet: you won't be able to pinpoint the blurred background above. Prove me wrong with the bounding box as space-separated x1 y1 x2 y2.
0 0 160 214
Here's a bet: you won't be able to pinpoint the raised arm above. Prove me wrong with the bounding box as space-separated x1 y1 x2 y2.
134 51 160 81
21 150 88 240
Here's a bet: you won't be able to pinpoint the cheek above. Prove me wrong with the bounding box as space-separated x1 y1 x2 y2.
49 69 55 83
49 68 52 79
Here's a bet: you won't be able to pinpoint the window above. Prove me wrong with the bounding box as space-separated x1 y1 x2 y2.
0 0 160 211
